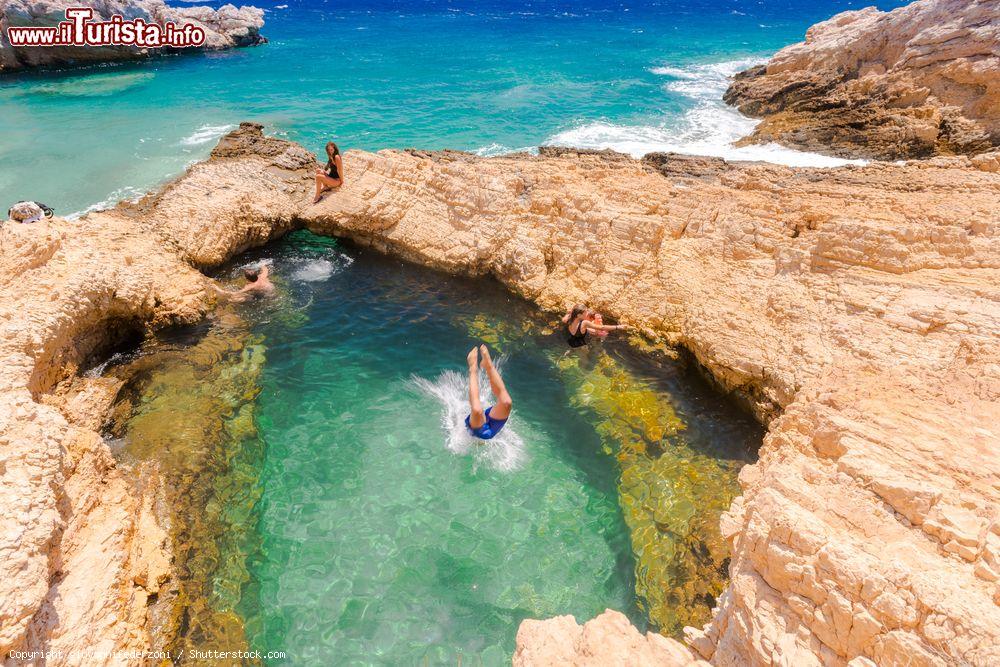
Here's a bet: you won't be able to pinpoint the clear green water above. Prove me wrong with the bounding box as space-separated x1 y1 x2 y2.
212 232 760 663
106 231 760 664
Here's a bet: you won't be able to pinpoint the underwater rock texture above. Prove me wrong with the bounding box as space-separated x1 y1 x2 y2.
724 0 1000 160
1 123 998 664
0 0 265 72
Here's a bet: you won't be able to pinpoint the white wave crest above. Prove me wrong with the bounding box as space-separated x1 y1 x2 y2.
413 364 525 472
549 58 865 168
67 184 146 219
180 124 235 147
474 142 536 157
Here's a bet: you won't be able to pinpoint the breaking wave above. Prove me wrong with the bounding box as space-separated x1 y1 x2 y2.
546 58 865 168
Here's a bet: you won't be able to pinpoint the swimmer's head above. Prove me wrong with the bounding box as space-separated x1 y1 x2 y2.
326 141 340 159
244 268 260 282
569 304 587 320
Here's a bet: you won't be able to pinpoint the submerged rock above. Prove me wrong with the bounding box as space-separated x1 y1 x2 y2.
724 0 1000 160
0 0 266 72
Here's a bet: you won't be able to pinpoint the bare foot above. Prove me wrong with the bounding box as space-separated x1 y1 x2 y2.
479 344 493 367
313 194 323 204
467 347 479 368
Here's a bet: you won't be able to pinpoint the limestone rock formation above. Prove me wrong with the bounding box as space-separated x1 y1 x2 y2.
0 124 306 661
724 0 1000 160
0 0 266 72
513 610 708 666
2 123 998 664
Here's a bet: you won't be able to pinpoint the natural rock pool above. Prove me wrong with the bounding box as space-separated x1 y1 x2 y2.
103 231 761 664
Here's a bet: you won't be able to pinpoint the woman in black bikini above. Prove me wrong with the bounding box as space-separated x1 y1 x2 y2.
563 304 627 348
314 141 344 203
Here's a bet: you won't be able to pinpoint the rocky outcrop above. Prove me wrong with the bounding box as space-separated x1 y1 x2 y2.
0 126 307 662
2 123 998 664
513 610 708 666
0 0 265 72
724 0 1000 160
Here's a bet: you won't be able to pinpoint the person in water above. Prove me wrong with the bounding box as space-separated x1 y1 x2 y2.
211 264 275 302
563 304 627 348
314 141 344 203
465 344 512 441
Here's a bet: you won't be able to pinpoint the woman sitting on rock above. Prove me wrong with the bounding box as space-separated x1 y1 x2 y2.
562 304 627 348
313 141 344 203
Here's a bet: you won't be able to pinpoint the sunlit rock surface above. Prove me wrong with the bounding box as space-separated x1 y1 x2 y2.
1 123 998 664
724 0 1000 160
513 610 709 666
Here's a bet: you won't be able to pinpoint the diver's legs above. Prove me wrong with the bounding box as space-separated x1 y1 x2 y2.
479 344 512 420
467 347 486 428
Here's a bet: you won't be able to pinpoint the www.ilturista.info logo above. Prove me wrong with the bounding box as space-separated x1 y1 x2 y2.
6 7 206 48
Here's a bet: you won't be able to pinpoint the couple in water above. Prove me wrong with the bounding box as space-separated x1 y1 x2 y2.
563 304 627 348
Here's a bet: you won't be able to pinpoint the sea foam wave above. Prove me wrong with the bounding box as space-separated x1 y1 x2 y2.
547 58 865 168
180 124 235 147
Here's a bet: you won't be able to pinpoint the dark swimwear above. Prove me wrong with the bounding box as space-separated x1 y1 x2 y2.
566 321 588 348
326 159 339 180
465 406 507 440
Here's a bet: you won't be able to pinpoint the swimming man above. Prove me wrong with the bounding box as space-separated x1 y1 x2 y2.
211 264 275 302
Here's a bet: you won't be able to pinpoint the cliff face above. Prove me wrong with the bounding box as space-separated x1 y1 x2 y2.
0 0 265 72
1 123 998 665
0 127 307 661
724 0 1000 160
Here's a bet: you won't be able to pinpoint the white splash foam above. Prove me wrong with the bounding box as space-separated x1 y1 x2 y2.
413 363 525 472
290 256 353 282
180 124 235 147
549 58 866 168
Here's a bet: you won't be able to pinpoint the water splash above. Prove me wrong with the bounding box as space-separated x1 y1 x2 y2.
290 256 354 282
413 362 525 472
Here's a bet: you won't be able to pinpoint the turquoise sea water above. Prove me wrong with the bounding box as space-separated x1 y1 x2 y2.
1 0 907 215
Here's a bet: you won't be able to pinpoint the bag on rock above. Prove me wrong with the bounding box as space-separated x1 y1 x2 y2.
8 201 53 223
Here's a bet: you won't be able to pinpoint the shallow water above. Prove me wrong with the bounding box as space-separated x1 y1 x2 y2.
98 231 760 664
0 0 907 215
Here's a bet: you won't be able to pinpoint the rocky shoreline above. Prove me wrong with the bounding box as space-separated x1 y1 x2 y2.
2 122 998 664
0 0 266 72
724 0 1000 160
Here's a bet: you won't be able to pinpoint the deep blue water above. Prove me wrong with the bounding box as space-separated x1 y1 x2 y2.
0 0 907 215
